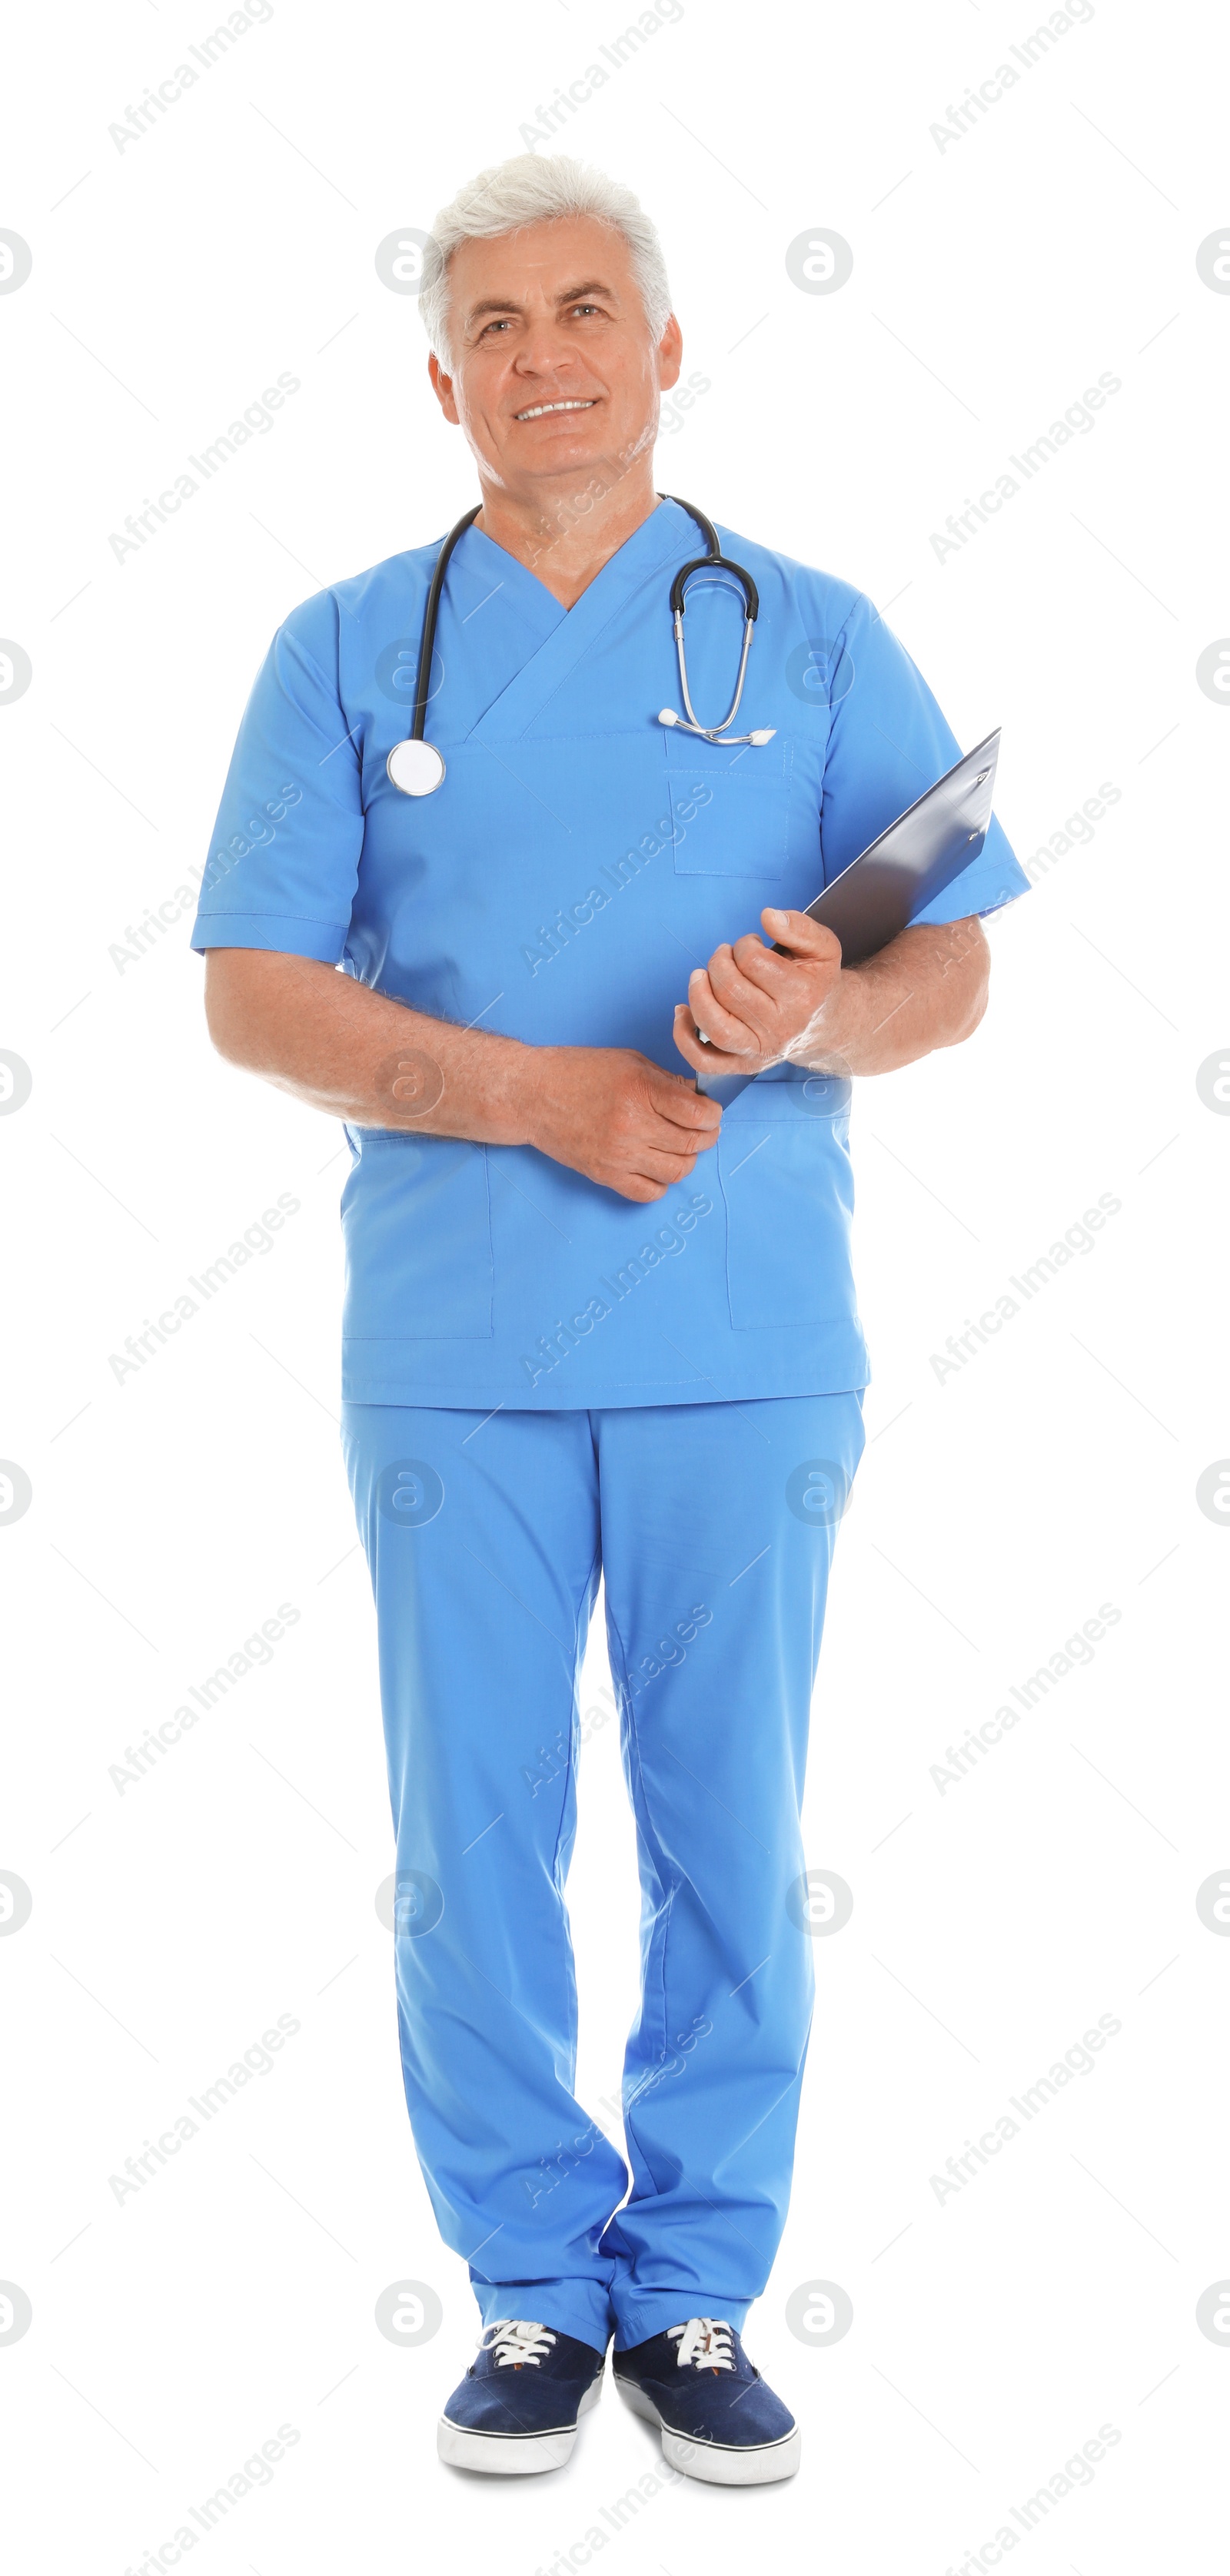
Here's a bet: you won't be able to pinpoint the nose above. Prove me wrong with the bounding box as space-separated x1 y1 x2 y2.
512 312 583 382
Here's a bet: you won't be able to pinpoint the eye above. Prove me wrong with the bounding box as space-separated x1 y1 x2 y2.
571 301 601 318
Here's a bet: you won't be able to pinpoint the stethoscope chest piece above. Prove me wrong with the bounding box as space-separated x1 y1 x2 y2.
387 737 445 797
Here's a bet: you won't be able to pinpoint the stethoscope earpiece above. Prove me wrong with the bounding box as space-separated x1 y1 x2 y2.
659 708 776 747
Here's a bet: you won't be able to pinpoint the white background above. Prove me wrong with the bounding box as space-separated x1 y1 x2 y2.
2 0 1228 2568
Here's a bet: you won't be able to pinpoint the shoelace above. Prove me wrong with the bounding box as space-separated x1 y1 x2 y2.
479 2319 557 2369
668 2317 736 2372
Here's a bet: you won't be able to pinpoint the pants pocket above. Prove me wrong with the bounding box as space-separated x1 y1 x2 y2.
718 1092 853 1328
341 1134 494 1339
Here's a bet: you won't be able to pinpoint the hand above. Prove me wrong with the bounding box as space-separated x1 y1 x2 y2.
520 1045 721 1203
672 907 844 1077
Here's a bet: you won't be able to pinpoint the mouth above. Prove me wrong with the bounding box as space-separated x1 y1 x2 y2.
514 398 598 422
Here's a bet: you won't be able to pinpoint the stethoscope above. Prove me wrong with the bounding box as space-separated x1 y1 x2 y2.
385 493 775 797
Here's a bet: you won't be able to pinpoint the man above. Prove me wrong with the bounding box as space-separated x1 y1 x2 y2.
194 153 1029 2486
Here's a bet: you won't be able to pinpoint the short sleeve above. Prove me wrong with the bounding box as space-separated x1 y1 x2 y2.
816 593 1030 926
191 593 364 961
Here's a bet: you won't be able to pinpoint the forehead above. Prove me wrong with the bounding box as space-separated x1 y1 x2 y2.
447 213 637 310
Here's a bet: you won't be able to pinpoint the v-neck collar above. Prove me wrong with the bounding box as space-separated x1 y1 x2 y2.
460 491 687 619
454 497 693 743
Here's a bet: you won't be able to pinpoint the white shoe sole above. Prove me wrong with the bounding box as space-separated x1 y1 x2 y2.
615 2374 801 2485
437 2373 601 2475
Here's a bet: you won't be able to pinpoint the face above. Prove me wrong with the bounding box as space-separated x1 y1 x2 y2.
428 214 682 506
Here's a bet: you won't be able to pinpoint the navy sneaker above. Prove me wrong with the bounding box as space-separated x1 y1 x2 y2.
613 2316 800 2485
437 2319 606 2474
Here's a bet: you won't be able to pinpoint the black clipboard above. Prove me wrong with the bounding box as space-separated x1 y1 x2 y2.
695 729 1002 1103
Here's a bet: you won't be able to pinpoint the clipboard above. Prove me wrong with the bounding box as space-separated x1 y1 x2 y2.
694 728 1002 1104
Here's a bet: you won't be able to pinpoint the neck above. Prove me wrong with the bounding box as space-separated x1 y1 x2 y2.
474 456 661 608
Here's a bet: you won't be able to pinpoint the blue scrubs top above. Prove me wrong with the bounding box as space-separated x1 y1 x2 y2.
191 499 1029 1409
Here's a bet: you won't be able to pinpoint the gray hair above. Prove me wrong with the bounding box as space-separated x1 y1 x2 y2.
419 154 672 369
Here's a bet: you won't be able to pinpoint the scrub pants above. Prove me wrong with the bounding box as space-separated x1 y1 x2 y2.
341 1392 864 2355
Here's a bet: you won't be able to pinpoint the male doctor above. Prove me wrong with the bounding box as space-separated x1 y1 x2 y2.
195 154 1029 2486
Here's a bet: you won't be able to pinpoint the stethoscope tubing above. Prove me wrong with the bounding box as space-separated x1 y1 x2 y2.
394 493 763 784
407 502 481 742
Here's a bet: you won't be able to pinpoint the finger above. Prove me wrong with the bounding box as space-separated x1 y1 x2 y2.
623 1146 702 1187
673 1006 726 1074
729 931 802 996
639 1062 724 1132
686 968 766 1056
696 955 778 1051
672 1005 763 1076
706 944 780 1021
640 1120 710 1169
761 905 843 965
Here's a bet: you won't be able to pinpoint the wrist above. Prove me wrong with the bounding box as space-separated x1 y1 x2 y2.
483 1036 548 1149
786 968 865 1073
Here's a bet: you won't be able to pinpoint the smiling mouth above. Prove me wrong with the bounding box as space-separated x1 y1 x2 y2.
514 398 597 421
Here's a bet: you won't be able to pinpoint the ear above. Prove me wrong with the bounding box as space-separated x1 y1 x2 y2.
427 352 461 427
657 313 683 396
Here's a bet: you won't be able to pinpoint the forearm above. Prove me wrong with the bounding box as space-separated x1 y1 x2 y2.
204 951 535 1143
788 917 989 1077
203 949 723 1201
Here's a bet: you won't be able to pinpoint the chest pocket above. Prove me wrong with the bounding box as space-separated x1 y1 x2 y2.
663 730 792 878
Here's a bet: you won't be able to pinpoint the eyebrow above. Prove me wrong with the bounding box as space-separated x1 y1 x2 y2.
464 277 618 327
